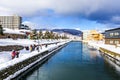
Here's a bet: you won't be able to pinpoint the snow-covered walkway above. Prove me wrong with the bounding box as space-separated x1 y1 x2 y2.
0 39 69 72
0 39 68 64
88 41 120 55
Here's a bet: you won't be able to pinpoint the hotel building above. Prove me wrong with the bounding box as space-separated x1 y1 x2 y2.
0 15 22 29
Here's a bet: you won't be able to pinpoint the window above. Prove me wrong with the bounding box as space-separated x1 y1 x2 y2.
110 33 114 37
110 40 113 44
114 32 119 36
115 40 119 44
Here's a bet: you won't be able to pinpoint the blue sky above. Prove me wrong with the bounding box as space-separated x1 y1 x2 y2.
0 0 120 31
23 15 106 31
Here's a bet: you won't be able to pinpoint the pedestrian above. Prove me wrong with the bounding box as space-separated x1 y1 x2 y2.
45 44 48 48
33 44 36 51
30 45 33 52
25 46 29 50
11 50 16 59
16 51 20 58
40 44 42 49
36 46 39 52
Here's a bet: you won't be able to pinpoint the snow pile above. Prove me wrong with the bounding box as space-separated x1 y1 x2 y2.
88 41 120 55
0 52 11 64
0 39 69 64
3 28 25 35
0 39 65 46
0 40 69 71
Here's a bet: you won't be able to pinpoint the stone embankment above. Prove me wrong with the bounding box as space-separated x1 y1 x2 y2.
0 41 70 80
86 41 120 66
0 45 24 52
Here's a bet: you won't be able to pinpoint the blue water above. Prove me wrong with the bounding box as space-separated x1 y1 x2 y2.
22 42 120 80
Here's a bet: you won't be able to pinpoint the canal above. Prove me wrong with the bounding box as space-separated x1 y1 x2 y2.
21 42 120 80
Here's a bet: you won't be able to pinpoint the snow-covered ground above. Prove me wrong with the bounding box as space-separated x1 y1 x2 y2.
0 39 62 46
0 39 69 80
0 40 69 71
87 41 120 74
0 39 68 64
87 41 120 61
88 41 120 55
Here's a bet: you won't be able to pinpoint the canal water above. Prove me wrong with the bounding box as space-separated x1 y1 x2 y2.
21 42 120 80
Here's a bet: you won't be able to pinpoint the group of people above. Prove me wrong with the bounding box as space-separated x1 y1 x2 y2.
25 44 43 52
11 50 20 59
11 44 49 59
29 44 37 52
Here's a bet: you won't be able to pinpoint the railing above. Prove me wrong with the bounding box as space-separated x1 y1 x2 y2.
99 47 120 66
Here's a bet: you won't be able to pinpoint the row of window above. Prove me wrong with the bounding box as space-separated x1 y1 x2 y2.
110 40 119 44
110 32 119 37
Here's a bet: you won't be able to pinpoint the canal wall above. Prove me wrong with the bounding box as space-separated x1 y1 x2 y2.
87 41 120 67
99 48 120 66
0 41 69 80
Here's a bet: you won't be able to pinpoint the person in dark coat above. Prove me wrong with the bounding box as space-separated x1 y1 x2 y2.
16 51 20 58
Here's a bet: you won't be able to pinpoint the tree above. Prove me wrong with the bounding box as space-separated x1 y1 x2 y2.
0 25 3 35
30 29 37 39
44 30 50 39
38 30 43 39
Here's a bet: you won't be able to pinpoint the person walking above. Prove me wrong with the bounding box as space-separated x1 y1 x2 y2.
16 51 20 58
11 50 16 59
30 45 33 52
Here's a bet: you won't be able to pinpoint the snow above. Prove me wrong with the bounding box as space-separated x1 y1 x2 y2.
4 43 66 80
88 41 120 55
0 40 69 80
0 39 63 46
0 52 11 64
0 39 69 64
3 28 25 35
0 39 69 71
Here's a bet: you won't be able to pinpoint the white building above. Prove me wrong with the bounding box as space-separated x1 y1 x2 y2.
0 15 22 29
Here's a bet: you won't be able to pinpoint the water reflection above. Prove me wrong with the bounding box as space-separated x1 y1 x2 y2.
21 42 120 80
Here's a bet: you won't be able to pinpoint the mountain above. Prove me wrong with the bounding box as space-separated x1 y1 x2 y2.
37 29 83 36
52 29 83 36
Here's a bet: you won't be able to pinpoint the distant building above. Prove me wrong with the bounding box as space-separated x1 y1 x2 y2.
105 28 120 45
20 24 30 30
0 15 22 29
83 30 104 41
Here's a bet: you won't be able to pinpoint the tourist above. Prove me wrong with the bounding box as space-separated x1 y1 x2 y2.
25 46 29 50
11 50 16 59
45 44 48 48
16 51 20 58
36 46 39 52
40 44 42 49
30 45 33 52
33 44 36 51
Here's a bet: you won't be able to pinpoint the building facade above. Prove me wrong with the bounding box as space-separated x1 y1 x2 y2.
105 28 120 45
0 15 22 29
83 30 104 41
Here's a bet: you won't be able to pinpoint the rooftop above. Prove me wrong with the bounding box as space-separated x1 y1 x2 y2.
105 27 120 32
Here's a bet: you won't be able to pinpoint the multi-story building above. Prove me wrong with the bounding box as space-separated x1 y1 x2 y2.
0 15 22 29
83 30 104 41
105 28 120 45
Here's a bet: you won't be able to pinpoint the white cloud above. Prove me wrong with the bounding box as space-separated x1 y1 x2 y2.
22 21 37 29
75 28 81 31
0 0 119 17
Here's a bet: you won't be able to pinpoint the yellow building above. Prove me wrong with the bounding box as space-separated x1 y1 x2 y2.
83 30 104 41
